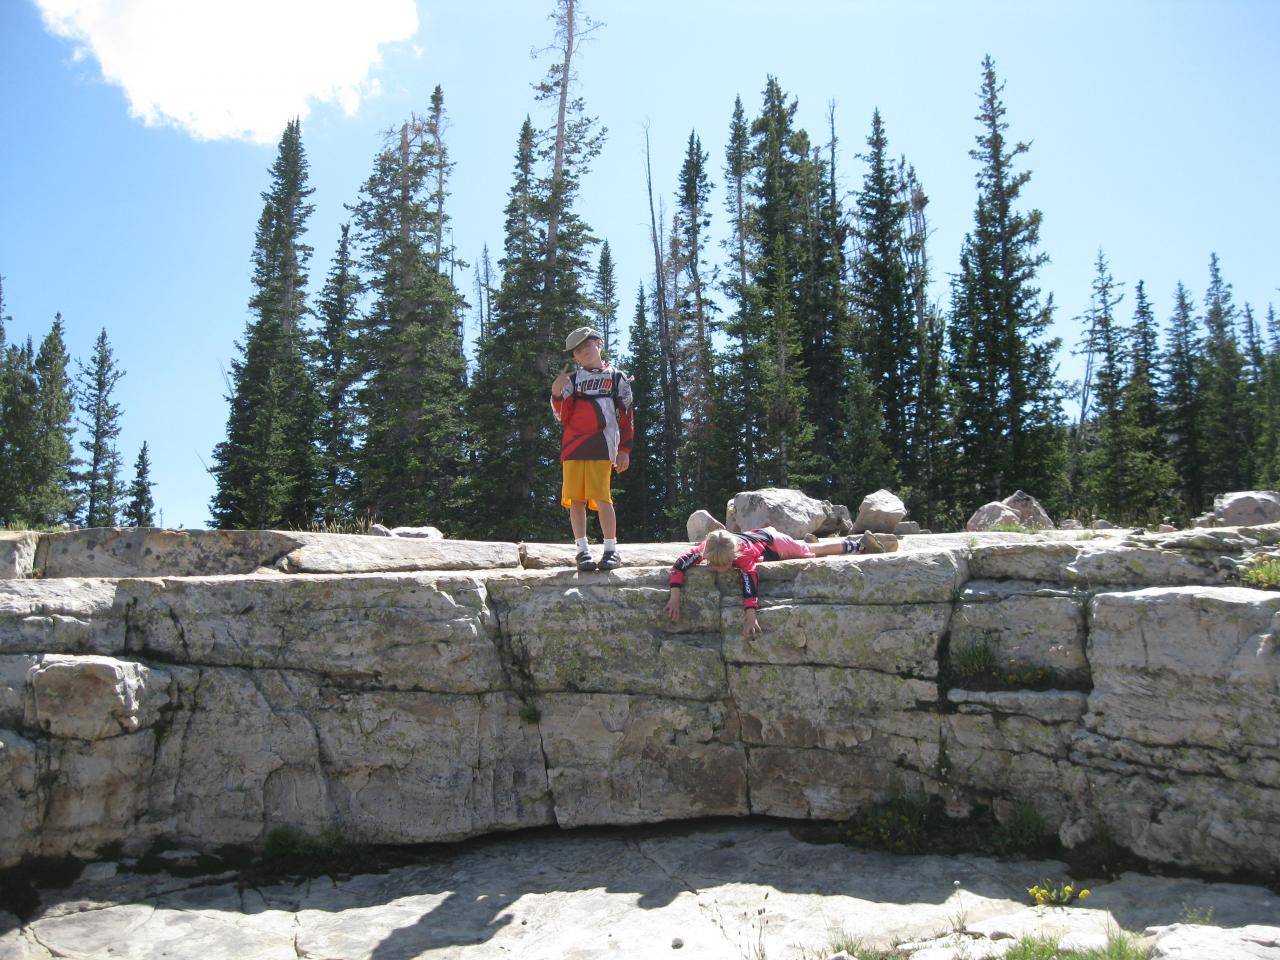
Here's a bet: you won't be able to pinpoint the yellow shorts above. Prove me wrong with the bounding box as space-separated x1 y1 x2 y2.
561 459 613 510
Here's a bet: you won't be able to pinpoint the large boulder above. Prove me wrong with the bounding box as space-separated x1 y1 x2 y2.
852 489 906 534
686 510 725 543
727 488 849 539
1001 490 1054 529
966 501 1021 532
1214 491 1280 527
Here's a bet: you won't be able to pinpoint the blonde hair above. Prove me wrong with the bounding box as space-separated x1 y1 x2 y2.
703 530 738 567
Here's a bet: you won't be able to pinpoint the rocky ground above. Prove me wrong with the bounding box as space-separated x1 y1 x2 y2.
3 820 1279 960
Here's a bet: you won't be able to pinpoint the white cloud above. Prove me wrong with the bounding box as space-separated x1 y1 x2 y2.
35 0 419 144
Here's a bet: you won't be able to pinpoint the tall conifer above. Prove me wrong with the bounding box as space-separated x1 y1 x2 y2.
1161 282 1204 515
311 224 362 521
350 103 468 526
124 442 156 527
75 329 124 527
465 120 557 538
617 285 666 539
1198 254 1249 496
850 109 911 486
591 240 619 358
210 120 320 528
30 316 77 525
948 56 1066 510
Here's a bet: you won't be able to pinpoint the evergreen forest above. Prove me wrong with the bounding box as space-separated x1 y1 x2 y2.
3 0 1277 542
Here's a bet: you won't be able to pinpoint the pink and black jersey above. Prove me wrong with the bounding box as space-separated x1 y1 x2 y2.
669 528 814 609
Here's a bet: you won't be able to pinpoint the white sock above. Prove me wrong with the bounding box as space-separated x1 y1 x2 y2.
575 537 589 551
604 538 617 552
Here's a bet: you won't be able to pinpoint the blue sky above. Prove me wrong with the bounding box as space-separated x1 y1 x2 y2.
2 0 1278 528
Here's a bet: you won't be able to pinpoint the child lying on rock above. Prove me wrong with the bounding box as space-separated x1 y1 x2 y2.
664 527 897 639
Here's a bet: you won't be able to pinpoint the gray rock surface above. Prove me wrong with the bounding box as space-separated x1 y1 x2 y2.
3 531 1280 883
686 509 726 542
967 502 1021 531
9 822 1280 960
0 532 37 579
518 541 689 569
1215 490 1280 527
1149 923 1280 959
854 488 907 533
1001 490 1055 529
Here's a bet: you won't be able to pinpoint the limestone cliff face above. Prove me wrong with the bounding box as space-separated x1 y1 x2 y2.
1 527 1278 878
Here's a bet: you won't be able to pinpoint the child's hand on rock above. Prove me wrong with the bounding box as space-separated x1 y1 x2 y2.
664 591 681 623
743 608 762 640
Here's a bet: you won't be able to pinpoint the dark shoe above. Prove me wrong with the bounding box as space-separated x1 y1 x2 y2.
598 549 623 570
576 549 598 572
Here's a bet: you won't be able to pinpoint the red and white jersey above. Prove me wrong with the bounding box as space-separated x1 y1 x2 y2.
551 362 634 462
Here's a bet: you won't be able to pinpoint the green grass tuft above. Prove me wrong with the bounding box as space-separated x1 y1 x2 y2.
1241 557 1280 590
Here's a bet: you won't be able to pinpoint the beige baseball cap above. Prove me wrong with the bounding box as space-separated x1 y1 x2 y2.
564 325 603 352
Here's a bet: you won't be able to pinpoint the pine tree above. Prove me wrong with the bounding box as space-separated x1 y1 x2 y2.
210 120 320 529
721 95 756 489
1254 305 1280 485
850 109 911 487
748 78 818 488
616 285 667 539
0 337 38 526
591 240 619 358
798 104 851 494
123 441 156 527
1077 252 1129 516
1120 279 1177 519
1077 256 1176 523
75 328 125 527
758 234 814 486
29 315 77 525
463 4 605 541
830 356 894 511
948 56 1066 512
464 119 557 538
311 224 362 522
1161 282 1204 515
350 104 468 526
901 164 953 529
672 129 717 511
1198 253 1249 497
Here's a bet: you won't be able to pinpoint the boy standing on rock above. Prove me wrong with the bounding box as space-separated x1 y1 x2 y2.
550 326 633 572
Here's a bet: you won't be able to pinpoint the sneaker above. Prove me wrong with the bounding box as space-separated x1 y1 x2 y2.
598 549 623 570
858 532 899 554
576 549 598 572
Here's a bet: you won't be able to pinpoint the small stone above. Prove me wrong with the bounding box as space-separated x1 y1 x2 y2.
368 524 394 537
80 861 118 881
853 489 907 534
1058 519 1083 530
686 510 726 543
671 937 684 949
389 526 445 539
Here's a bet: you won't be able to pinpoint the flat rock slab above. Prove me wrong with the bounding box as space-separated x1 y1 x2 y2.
14 821 1280 960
